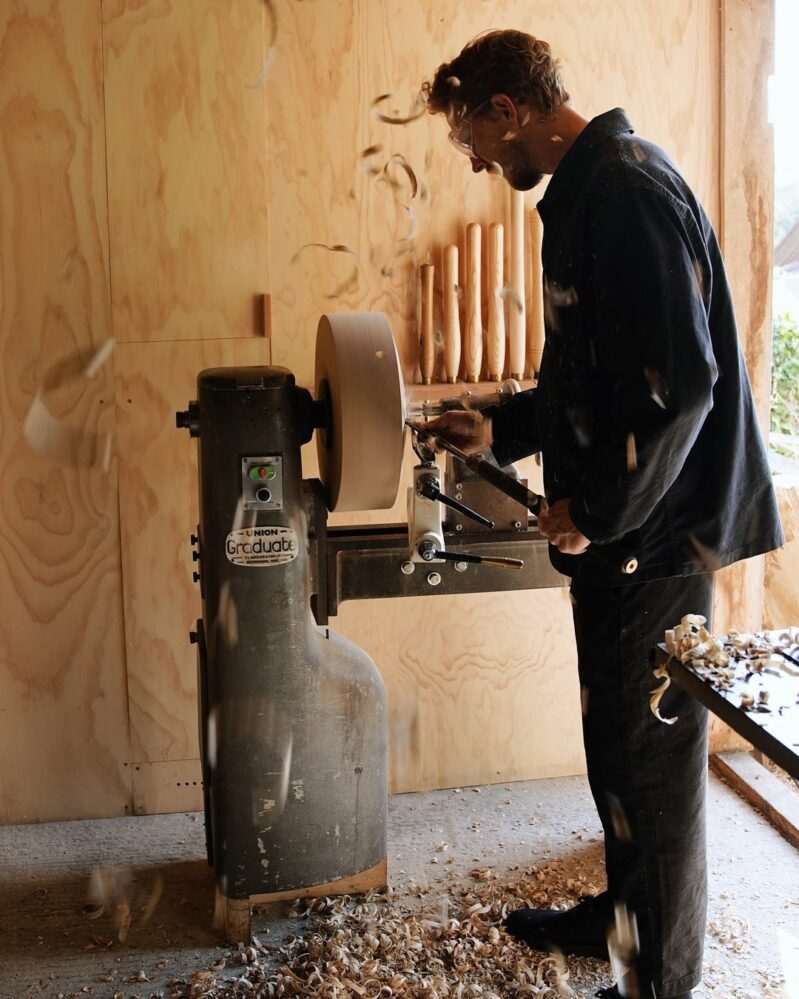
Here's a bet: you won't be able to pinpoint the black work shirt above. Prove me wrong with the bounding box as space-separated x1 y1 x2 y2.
489 108 783 584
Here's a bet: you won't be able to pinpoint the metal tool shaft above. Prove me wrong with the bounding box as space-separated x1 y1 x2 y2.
408 422 543 516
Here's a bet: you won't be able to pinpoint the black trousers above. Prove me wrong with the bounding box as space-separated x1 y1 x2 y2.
570 572 714 998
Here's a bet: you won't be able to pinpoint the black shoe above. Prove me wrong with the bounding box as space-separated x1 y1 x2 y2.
504 891 611 959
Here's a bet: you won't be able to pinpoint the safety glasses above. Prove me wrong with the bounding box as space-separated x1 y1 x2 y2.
448 99 491 156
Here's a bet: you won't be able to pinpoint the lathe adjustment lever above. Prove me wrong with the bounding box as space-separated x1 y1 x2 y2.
415 473 494 529
417 540 523 571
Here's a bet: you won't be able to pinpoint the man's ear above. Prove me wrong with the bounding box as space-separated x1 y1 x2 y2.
490 94 518 123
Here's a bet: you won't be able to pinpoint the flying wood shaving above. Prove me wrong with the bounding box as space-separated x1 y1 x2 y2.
649 665 678 724
83 338 115 379
23 340 116 469
361 144 382 158
289 242 361 299
643 366 669 409
371 92 426 125
500 286 524 314
247 0 278 87
384 154 419 199
486 160 504 176
626 432 638 472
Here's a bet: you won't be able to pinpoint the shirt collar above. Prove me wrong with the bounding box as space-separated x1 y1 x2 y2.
537 108 634 219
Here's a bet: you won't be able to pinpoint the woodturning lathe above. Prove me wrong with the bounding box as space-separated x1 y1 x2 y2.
175 312 573 944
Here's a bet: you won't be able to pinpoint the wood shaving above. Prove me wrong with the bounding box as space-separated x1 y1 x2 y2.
625 433 637 472
500 286 524 314
371 93 426 125
168 863 606 998
289 242 360 300
247 0 278 88
657 619 799 719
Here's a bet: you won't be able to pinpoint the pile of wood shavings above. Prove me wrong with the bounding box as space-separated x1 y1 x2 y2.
658 617 799 714
168 865 607 998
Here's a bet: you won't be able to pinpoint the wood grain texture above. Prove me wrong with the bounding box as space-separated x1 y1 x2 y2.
0 2 130 824
115 338 270 765
336 587 584 793
712 0 774 648
102 0 271 342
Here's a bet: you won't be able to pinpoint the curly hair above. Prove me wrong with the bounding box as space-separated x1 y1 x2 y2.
421 30 569 121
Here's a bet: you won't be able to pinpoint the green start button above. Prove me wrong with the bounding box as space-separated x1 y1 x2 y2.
249 464 276 481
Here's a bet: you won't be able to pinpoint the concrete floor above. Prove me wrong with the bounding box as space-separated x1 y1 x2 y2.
0 772 796 999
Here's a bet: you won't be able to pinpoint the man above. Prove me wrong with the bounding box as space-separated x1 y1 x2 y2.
421 30 783 999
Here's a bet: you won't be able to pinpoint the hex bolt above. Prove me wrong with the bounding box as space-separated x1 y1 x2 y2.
193 571 201 583
400 561 415 575
455 524 463 532
514 521 522 530
190 533 199 545
427 571 442 586
455 483 462 490
189 631 198 644
192 551 200 561
454 561 468 572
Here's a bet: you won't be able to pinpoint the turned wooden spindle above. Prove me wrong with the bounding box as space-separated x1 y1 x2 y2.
527 209 545 378
442 244 461 383
464 223 482 383
419 262 435 384
508 189 526 380
487 222 505 382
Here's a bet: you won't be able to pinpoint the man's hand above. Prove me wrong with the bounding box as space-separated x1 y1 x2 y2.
538 498 591 554
417 410 493 454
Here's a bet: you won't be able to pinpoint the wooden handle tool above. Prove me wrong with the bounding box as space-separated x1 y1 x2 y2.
464 223 482 383
527 209 545 378
509 189 526 379
486 222 505 381
442 244 461 383
420 262 435 384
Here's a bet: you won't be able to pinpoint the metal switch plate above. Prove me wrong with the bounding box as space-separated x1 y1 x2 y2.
242 455 284 511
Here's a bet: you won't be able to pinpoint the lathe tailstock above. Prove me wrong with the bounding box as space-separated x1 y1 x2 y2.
177 313 564 942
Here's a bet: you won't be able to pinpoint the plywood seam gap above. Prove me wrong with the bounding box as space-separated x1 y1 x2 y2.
115 335 274 347
131 758 201 766
99 0 134 812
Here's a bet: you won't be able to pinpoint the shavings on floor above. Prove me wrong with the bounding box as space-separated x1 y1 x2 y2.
167 862 608 998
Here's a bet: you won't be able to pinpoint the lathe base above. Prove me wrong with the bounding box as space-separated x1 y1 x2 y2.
214 858 388 944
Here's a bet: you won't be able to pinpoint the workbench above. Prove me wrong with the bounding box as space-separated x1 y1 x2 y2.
653 630 799 780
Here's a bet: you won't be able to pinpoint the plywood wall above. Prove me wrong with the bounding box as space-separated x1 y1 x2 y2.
0 0 776 822
0 2 130 823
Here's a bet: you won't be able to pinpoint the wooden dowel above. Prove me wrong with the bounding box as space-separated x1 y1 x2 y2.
508 189 526 379
527 209 545 378
420 262 435 384
487 222 505 381
442 244 460 383
464 223 482 383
